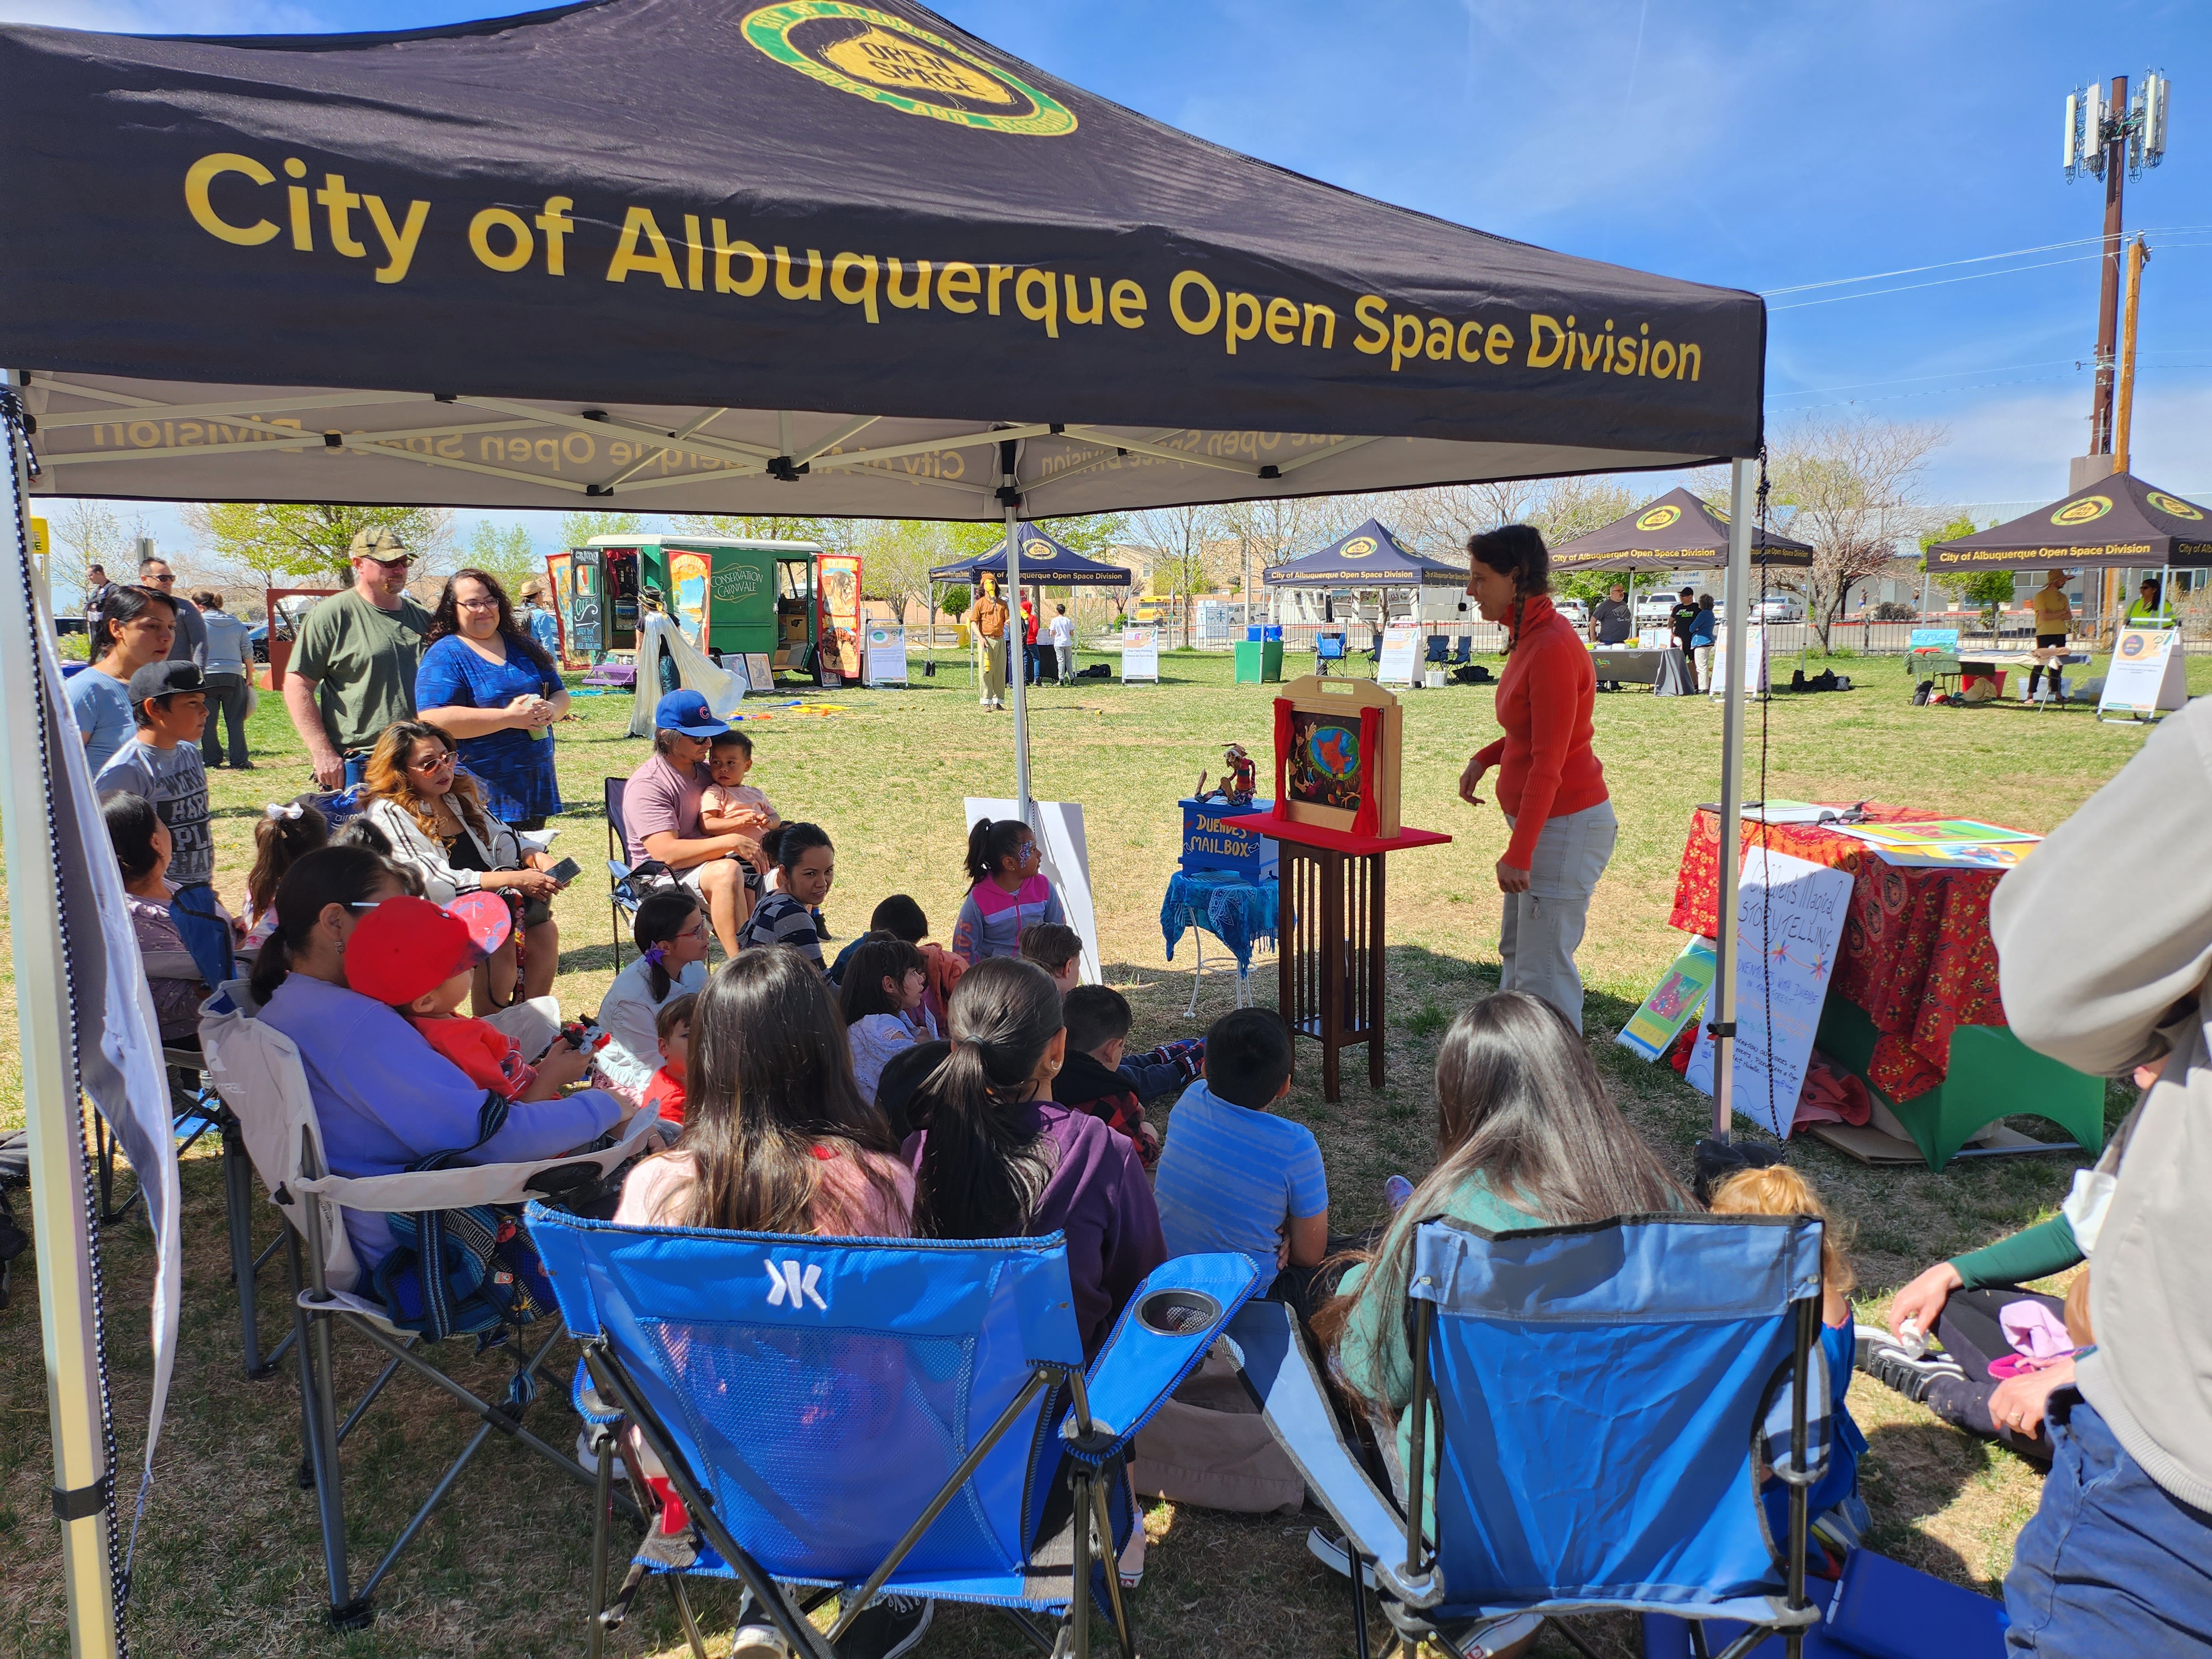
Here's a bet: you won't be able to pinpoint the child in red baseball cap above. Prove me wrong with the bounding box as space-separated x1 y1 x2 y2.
347 894 592 1102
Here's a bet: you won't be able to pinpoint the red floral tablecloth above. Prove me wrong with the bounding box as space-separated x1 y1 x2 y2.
1668 805 2006 1102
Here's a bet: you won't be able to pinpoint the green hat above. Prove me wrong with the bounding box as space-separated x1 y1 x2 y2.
348 527 411 561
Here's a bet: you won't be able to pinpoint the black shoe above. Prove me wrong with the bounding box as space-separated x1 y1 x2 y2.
1863 1343 1965 1404
836 1597 932 1659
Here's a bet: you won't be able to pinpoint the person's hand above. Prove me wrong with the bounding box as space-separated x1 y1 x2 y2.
1887 1260 1963 1342
1991 1358 2074 1441
501 868 559 900
310 748 347 790
723 833 764 869
1139 1123 1161 1155
722 805 774 839
1276 1232 1292 1271
535 1040 593 1090
1495 859 1531 895
1458 754 1489 807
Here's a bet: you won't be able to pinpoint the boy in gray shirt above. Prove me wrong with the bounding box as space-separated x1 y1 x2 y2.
95 661 213 889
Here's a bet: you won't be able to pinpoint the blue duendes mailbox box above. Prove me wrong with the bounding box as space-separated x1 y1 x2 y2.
1180 797 1280 880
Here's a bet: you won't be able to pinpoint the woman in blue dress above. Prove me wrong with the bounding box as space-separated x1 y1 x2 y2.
413 568 568 828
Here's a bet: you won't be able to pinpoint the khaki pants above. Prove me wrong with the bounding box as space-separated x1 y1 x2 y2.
1499 800 1618 1034
980 635 1006 702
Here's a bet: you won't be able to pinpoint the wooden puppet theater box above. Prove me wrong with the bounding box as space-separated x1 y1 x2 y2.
1271 675 1404 838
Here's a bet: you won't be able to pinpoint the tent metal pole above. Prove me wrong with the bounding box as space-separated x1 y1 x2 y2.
1001 444 1032 821
2 369 121 1659
1712 457 1756 1144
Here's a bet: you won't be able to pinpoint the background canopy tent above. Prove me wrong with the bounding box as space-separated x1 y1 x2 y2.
1262 518 1470 588
930 523 1131 586
1927 472 2212 572
1547 486 1813 573
0 6 1771 1644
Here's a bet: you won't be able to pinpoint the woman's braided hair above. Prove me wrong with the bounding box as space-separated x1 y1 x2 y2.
1467 525 1552 656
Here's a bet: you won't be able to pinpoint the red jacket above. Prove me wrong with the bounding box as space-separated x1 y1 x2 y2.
1474 593 1608 870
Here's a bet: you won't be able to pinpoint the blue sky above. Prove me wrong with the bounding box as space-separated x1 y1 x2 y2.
13 0 2211 565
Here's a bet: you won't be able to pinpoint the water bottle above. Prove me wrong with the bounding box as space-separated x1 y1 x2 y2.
1896 1317 1928 1360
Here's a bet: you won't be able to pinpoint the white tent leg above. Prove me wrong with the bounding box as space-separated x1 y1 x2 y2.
1003 453 1032 821
2 371 120 1658
1711 458 1756 1143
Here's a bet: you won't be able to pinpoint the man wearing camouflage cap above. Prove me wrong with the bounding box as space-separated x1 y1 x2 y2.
283 526 434 788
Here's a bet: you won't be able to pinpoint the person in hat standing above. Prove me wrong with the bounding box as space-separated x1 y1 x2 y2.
518 577 563 663
2027 570 2074 702
96 660 215 892
283 528 434 790
970 574 1011 709
622 688 764 957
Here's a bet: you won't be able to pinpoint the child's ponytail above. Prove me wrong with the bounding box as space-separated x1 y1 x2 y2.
911 957 1063 1239
965 817 1027 886
633 887 701 1003
246 797 330 922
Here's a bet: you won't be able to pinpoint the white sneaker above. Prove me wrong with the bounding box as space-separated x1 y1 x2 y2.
731 1620 790 1657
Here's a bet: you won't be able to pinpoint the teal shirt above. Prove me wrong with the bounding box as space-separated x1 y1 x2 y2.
1337 1173 1549 1527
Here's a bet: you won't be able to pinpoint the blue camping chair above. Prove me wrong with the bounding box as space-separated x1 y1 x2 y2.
1316 632 1348 675
526 1205 1261 1658
1451 636 1472 665
604 776 643 966
1234 1213 1829 1659
1423 634 1451 664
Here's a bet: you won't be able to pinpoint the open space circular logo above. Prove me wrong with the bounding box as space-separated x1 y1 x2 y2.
1637 504 1682 531
1338 536 1378 560
2052 495 2112 526
742 3 1077 135
2120 632 2150 659
2147 491 2205 522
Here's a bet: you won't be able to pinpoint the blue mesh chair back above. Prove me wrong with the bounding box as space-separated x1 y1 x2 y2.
532 1207 1090 1601
1412 1213 1825 1625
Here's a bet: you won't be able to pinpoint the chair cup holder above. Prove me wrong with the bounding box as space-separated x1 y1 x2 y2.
1137 1288 1222 1337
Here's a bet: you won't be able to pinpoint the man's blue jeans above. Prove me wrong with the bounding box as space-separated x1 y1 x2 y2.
2005 1387 2212 1655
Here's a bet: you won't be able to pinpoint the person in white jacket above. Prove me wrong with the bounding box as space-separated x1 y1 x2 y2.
593 888 711 1108
1987 693 2212 1655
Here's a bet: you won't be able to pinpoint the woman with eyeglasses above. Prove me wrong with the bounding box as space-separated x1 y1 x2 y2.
359 719 568 1009
413 567 568 830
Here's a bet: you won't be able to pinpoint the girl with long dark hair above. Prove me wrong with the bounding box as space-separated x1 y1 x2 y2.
592 887 712 1108
68 585 177 774
841 933 935 1104
616 946 912 1236
907 957 1164 1354
1456 525 1615 1032
733 822 836 973
950 816 1065 965
413 567 569 827
1329 992 1688 1484
106 790 230 1044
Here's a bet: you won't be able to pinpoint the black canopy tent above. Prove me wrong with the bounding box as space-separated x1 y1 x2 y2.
1548 484 1812 641
0 4 1775 1645
1928 472 2212 572
1262 517 1468 634
928 523 1130 679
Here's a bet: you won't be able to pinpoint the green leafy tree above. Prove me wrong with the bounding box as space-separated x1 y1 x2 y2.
558 509 651 548
462 519 542 602
185 502 451 582
1920 515 2010 629
941 583 972 620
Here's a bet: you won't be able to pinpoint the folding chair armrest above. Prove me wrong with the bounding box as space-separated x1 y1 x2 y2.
572 1357 623 1427
1061 1253 1260 1463
292 1109 660 1217
1225 1298 1441 1609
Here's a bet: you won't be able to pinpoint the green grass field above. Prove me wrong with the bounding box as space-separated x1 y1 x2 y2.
0 643 2197 1657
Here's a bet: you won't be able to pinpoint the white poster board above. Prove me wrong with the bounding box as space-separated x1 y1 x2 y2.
1684 847 1853 1139
1120 627 1160 683
2098 626 2187 720
1635 627 1673 650
964 799 1101 986
1376 624 1421 686
864 625 908 686
1709 625 1766 701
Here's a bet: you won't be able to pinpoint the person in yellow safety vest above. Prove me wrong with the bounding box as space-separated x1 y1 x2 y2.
2125 575 2178 629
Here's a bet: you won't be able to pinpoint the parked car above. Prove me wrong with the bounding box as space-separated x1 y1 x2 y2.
1754 595 1804 622
1553 597 1590 627
249 592 324 662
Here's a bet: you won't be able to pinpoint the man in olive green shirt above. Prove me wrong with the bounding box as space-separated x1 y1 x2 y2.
283 528 432 787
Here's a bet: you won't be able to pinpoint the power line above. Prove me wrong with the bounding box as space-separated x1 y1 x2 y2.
1758 225 2212 296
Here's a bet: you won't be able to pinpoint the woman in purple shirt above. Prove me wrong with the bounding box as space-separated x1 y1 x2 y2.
249 844 622 1276
905 957 1165 1355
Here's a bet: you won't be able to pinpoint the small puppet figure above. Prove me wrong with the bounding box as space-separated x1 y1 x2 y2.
1222 743 1256 806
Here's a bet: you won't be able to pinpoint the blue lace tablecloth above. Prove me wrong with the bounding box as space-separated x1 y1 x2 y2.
1162 869 1279 974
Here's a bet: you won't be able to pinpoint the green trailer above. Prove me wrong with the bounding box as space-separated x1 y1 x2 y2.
556 535 824 676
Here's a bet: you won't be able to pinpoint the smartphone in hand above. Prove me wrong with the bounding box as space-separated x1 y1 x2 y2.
544 855 582 884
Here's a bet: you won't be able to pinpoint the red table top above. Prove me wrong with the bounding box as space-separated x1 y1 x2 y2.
1251 817 1453 856
1670 803 2006 1103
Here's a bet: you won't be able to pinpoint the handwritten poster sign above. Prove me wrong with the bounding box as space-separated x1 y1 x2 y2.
1684 847 1853 1138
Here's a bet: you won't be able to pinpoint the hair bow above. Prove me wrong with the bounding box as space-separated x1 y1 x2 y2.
265 801 304 821
642 944 667 968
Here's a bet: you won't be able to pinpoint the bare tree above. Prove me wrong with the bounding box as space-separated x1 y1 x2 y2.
1765 418 1945 651
49 499 150 608
1129 502 1221 648
1217 495 1322 620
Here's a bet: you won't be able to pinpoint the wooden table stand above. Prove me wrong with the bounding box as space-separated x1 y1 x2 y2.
1259 819 1451 1102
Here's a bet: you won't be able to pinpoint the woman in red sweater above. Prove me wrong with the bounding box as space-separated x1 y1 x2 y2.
1456 526 1615 1032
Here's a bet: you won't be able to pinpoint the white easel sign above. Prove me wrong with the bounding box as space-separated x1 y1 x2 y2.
1684 846 1854 1139
1709 625 1766 701
864 625 908 686
1376 624 1421 686
1120 627 1160 683
2098 626 2186 721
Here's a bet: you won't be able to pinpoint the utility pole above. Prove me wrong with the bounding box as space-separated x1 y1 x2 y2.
2112 235 2150 472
